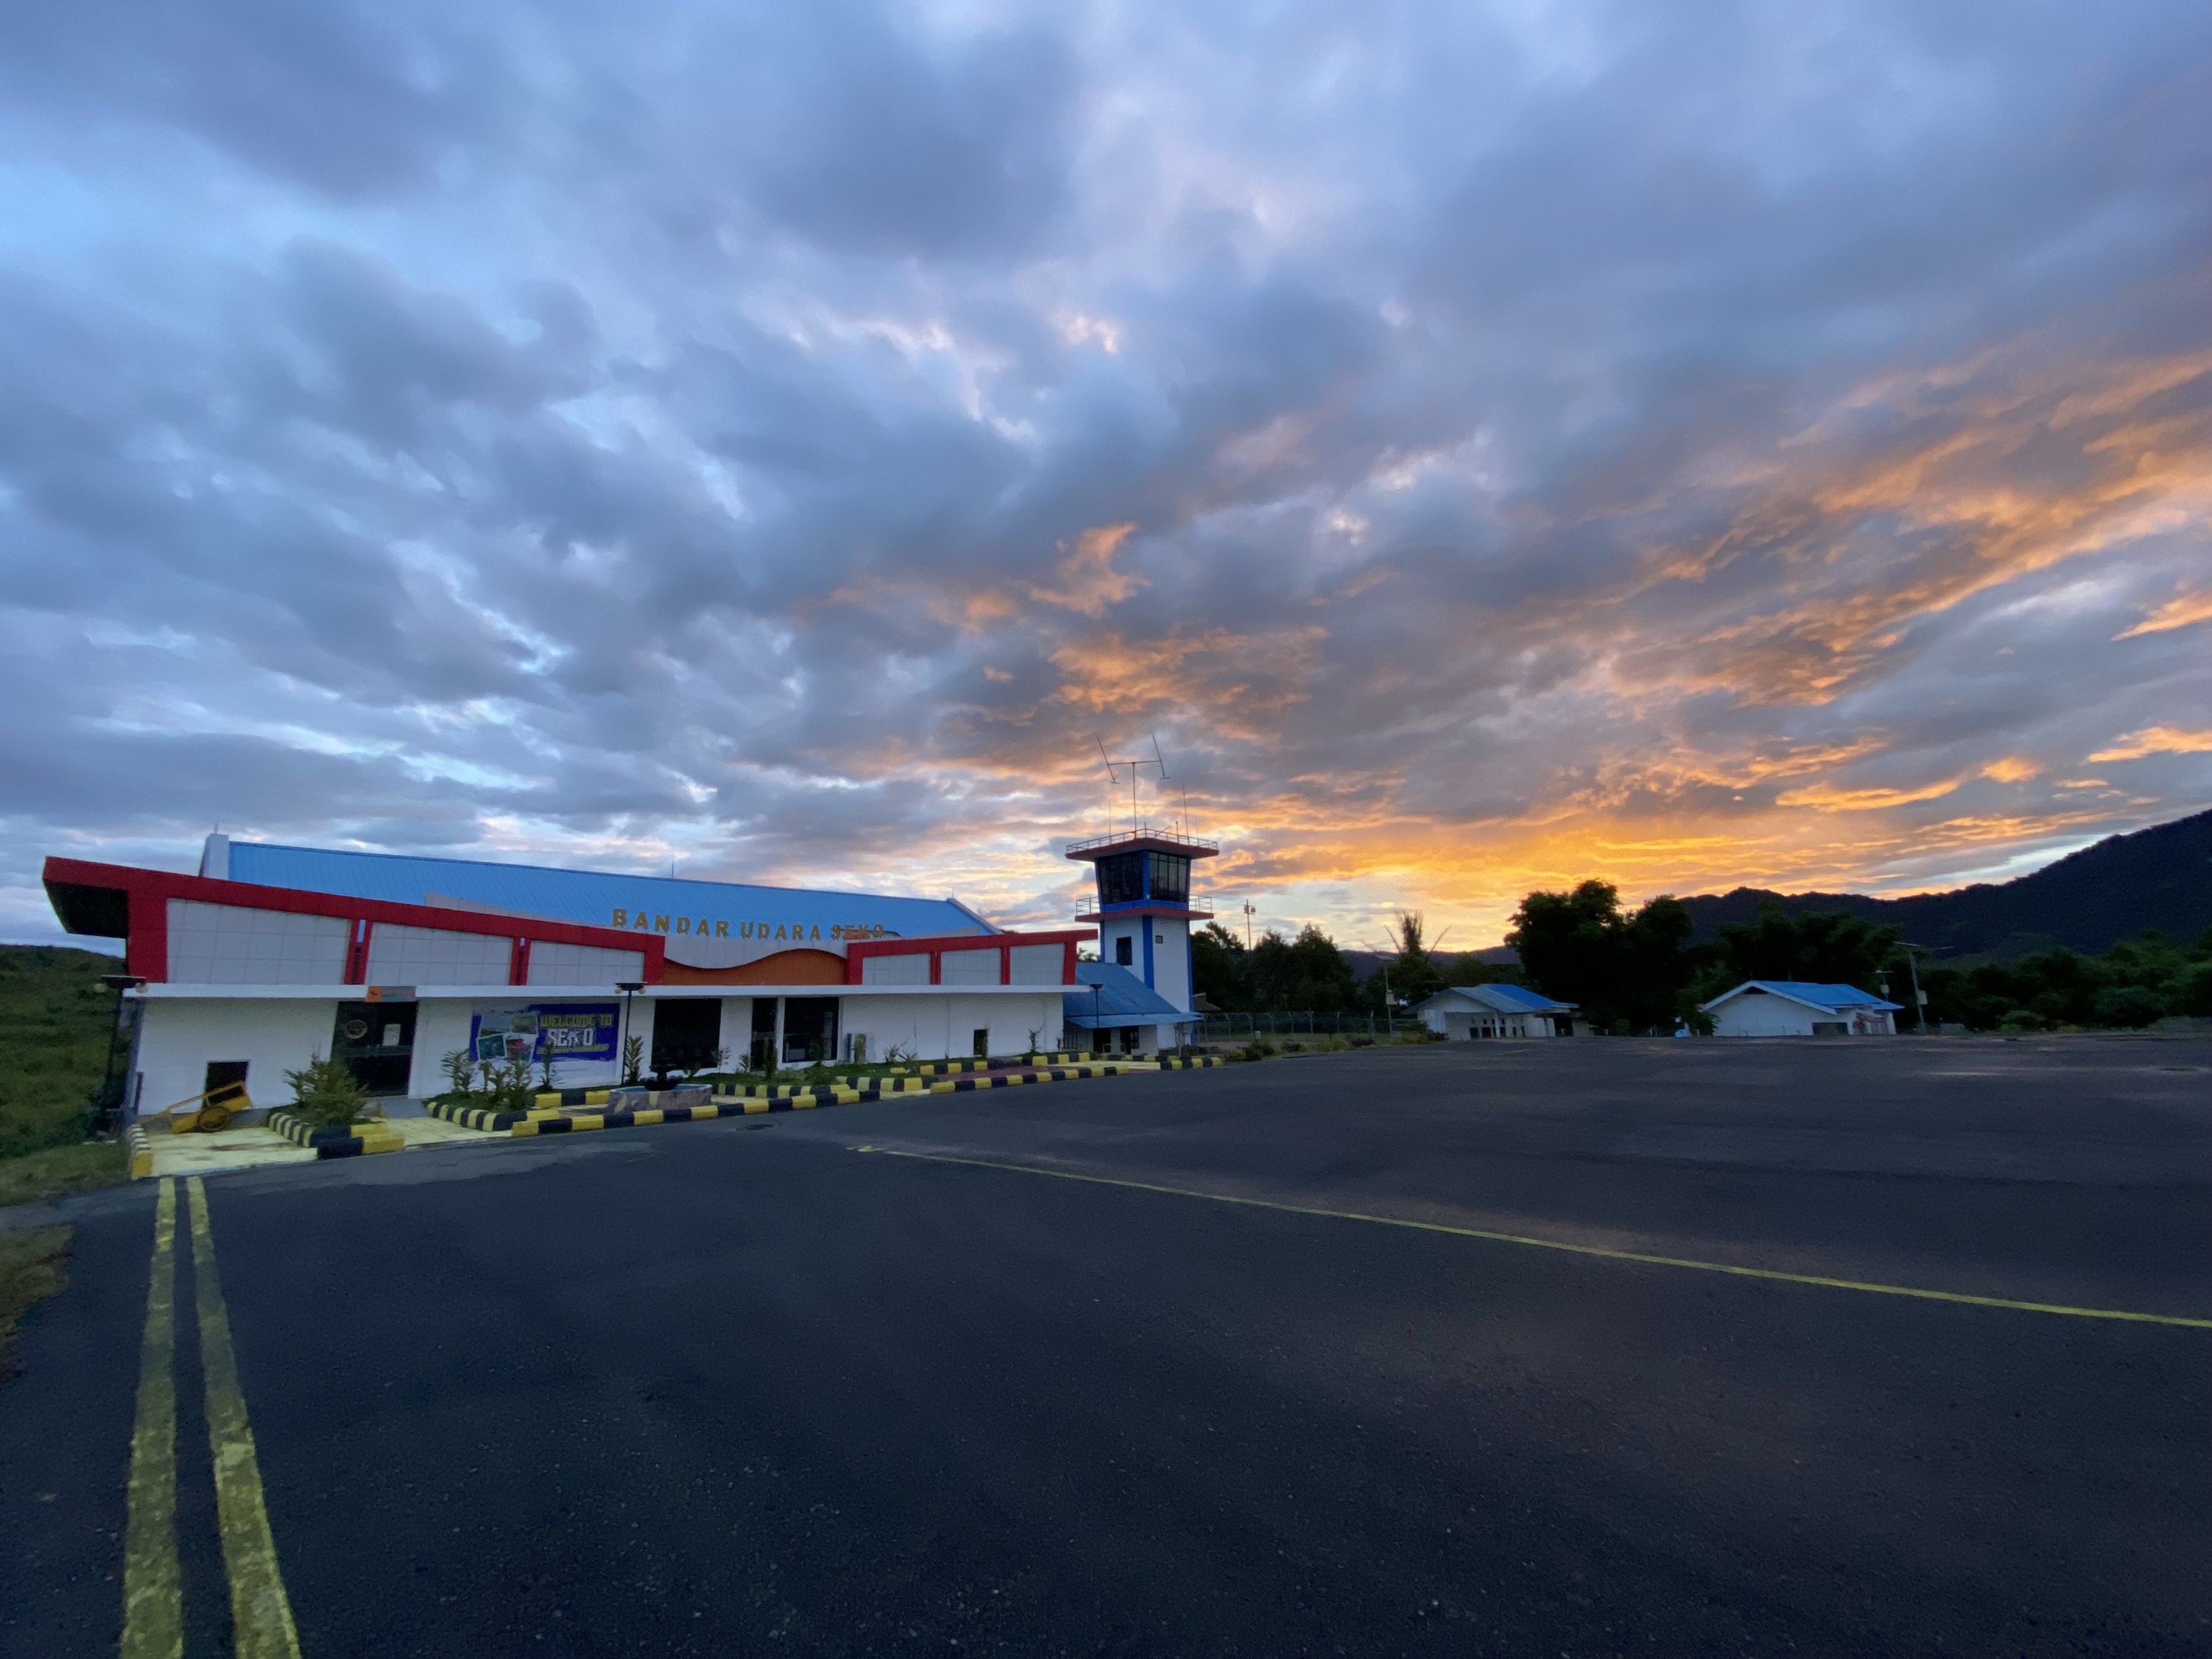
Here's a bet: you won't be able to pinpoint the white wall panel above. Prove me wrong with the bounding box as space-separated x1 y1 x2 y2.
860 952 929 985
1711 994 1818 1036
365 924 512 986
1007 943 1065 985
527 941 645 985
837 993 1060 1061
1148 925 1192 1012
165 900 348 985
407 1000 476 1096
133 997 339 1117
941 947 1002 986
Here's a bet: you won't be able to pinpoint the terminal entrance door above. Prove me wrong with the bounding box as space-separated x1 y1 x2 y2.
650 998 724 1077
333 1001 416 1096
782 998 839 1066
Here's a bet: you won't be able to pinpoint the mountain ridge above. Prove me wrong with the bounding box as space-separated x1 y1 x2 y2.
1673 806 2212 960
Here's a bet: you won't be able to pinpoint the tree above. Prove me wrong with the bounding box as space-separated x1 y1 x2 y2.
1507 880 1695 1033
1362 912 1447 1013
1918 930 2210 1030
1703 903 1902 994
1192 921 1250 1011
1250 925 1359 1012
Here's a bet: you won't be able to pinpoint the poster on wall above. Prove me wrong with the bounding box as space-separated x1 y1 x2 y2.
470 1003 620 1071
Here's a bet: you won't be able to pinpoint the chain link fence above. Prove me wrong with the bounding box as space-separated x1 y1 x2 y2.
1199 1012 1424 1041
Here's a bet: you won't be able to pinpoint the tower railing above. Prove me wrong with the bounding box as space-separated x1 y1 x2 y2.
1064 827 1220 857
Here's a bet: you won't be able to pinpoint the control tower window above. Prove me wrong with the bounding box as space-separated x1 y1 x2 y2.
1095 852 1145 906
1145 853 1190 904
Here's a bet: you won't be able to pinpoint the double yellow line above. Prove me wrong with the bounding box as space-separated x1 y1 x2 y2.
122 1177 303 1659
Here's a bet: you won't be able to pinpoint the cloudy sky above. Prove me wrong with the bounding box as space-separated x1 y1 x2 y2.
5 0 2209 950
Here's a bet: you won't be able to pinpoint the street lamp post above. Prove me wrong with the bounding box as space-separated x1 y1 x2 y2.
615 981 644 1084
96 973 146 1134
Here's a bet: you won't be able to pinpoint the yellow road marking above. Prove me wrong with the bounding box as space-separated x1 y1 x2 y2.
121 1179 181 1659
863 1149 2212 1330
186 1177 303 1659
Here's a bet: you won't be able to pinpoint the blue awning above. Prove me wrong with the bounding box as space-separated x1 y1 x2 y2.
1062 962 1192 1028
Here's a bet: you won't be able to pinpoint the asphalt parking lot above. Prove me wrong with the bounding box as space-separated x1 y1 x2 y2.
5 1038 2210 1657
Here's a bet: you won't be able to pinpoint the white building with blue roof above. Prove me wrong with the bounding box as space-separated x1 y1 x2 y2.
44 833 1094 1115
1699 981 1900 1037
1415 982 1582 1039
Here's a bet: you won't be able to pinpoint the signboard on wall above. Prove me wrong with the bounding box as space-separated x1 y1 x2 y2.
470 1003 620 1067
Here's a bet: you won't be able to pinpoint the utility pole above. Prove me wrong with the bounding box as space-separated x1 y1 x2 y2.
1900 944 1930 1033
1241 900 1255 950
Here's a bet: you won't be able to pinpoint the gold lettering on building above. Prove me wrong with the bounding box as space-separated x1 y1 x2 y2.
611 909 892 943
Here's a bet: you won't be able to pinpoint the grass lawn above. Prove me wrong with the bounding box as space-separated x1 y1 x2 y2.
0 1143 129 1209
1 943 134 1208
0 1224 73 1374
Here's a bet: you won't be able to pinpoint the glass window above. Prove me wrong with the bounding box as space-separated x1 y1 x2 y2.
1095 852 1145 906
1145 853 1190 904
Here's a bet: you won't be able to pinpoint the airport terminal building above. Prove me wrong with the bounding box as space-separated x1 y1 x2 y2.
43 834 1163 1119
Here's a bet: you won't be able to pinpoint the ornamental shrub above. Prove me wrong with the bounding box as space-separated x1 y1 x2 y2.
284 1053 369 1130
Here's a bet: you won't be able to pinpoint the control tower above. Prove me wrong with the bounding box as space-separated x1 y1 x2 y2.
1065 827 1219 1017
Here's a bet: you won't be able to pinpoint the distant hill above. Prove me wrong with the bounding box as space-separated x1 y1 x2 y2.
1343 945 1520 981
1675 807 2212 960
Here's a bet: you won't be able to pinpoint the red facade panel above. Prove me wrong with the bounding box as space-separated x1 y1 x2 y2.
40 856 667 985
843 929 1092 986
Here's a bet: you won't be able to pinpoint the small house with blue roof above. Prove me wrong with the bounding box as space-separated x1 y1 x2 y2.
1415 982 1582 1040
1699 981 1900 1037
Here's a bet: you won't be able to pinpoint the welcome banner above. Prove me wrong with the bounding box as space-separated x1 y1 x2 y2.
471 1002 620 1066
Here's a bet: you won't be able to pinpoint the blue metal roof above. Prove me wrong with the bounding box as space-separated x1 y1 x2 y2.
1415 983 1576 1015
1703 980 1903 1013
1063 962 1188 1027
1462 982 1574 1013
224 841 985 941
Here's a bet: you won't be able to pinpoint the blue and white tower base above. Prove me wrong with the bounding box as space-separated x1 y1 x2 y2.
1065 828 1218 1052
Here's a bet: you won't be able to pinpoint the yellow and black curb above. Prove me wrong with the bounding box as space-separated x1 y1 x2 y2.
125 1120 155 1180
718 1077 935 1103
1155 1056 1227 1069
424 1060 1164 1142
428 1083 712 1134
714 1053 1107 1097
513 1099 753 1137
424 1099 548 1132
522 1062 1158 1138
266 1109 403 1160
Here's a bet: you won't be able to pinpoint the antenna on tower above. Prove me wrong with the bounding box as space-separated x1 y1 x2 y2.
1094 733 1170 837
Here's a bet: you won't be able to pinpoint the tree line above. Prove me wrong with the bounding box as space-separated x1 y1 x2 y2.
1191 881 2212 1033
